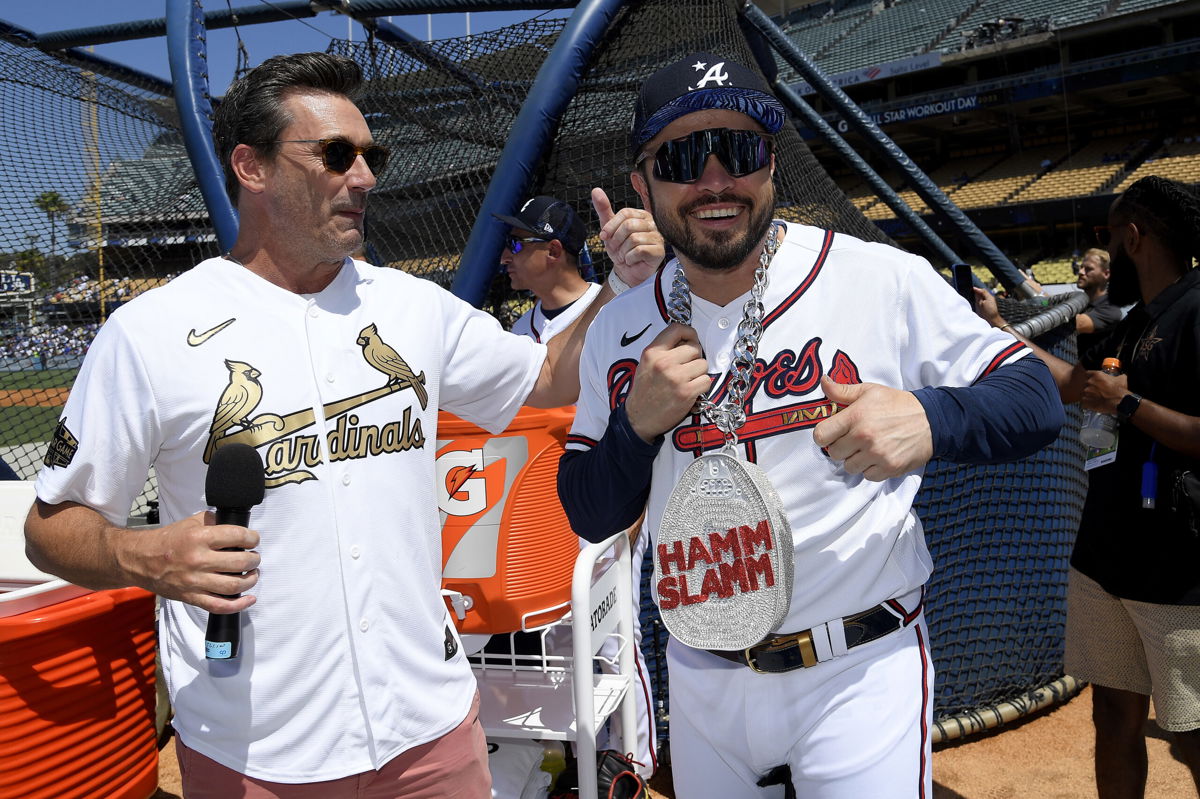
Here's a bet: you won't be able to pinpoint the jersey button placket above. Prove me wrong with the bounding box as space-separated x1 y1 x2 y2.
713 317 732 370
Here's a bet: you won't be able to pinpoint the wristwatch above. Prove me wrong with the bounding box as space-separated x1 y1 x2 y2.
1117 393 1143 422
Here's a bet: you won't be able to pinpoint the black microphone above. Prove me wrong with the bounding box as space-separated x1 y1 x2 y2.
203 443 266 661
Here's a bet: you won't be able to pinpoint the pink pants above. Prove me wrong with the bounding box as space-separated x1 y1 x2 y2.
176 692 491 799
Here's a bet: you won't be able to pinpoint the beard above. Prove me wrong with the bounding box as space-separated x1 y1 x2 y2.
1105 245 1141 306
648 185 776 272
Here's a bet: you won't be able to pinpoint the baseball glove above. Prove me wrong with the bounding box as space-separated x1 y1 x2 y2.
596 749 648 799
549 750 648 799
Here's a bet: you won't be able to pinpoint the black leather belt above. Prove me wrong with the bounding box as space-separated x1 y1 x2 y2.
706 603 907 674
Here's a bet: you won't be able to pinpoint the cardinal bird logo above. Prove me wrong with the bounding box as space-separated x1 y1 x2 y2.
357 323 429 409
205 359 264 463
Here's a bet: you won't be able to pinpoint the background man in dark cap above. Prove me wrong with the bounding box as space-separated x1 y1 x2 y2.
493 190 664 775
558 52 1063 797
496 194 599 341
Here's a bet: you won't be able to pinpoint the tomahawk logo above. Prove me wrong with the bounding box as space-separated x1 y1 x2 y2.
691 61 730 90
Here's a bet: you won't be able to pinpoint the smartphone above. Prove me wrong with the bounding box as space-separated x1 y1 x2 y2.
951 263 976 311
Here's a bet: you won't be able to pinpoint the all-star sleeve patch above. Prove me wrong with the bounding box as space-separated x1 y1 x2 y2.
43 419 79 468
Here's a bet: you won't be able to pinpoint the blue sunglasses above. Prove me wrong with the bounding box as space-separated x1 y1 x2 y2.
507 236 549 253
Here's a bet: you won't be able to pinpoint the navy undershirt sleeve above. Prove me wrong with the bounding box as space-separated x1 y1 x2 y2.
913 354 1064 464
560 355 1062 535
557 403 661 543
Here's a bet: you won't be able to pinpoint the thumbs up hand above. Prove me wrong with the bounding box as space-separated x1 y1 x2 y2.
812 375 933 481
592 186 664 289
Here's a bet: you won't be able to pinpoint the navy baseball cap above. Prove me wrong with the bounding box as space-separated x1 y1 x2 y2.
492 196 587 255
629 53 786 158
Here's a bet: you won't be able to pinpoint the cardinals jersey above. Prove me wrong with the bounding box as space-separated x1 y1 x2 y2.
567 223 1030 633
36 257 545 782
510 282 603 342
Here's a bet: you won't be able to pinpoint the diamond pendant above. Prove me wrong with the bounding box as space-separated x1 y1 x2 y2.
655 450 793 650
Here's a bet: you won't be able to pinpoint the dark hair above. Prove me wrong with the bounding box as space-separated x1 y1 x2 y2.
1112 175 1200 263
212 52 363 205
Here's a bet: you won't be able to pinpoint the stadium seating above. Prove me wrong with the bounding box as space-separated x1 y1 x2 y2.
776 0 1187 82
1113 137 1200 191
1010 134 1145 203
946 145 1069 209
818 0 965 74
1030 257 1077 285
1113 0 1188 14
45 275 166 303
776 8 874 82
950 0 1106 53
858 151 1014 219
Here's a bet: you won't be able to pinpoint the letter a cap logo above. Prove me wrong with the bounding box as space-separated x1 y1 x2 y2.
655 451 793 650
629 51 787 155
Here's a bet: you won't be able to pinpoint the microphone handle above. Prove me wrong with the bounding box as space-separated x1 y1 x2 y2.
204 506 252 660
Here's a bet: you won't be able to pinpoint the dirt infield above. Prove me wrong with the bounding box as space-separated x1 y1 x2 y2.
0 388 68 407
152 685 1196 798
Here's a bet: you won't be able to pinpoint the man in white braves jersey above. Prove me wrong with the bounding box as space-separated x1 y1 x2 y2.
23 53 655 798
558 53 1064 798
496 192 664 777
496 194 601 342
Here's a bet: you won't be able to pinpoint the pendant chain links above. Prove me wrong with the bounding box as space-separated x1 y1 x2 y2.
665 222 781 446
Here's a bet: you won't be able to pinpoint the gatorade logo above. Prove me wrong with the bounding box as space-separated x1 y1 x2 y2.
691 61 730 90
437 435 529 578
436 448 496 517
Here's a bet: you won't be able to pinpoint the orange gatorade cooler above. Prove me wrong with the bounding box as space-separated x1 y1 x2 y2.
0 587 158 799
0 479 157 799
438 406 580 633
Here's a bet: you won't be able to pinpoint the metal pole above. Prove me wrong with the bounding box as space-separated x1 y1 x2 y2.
774 80 965 269
450 0 627 306
166 0 239 252
742 2 1033 297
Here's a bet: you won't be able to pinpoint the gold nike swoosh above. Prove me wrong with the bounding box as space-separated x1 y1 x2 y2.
187 318 237 347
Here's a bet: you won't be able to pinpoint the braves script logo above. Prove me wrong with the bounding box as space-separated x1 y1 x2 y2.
204 323 428 487
606 337 862 452
690 60 729 90
657 520 775 609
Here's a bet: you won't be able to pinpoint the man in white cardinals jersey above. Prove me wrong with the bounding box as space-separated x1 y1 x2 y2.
497 192 664 777
557 53 1064 798
23 53 655 798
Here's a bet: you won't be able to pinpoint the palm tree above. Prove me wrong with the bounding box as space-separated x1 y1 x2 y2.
33 190 70 257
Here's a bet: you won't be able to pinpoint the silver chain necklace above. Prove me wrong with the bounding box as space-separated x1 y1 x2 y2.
666 222 781 445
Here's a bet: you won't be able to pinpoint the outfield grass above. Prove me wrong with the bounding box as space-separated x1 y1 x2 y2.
0 369 77 448
0 368 78 391
0 406 63 447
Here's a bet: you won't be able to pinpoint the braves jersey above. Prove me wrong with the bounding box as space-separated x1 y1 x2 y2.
36 257 545 782
567 223 1029 634
510 282 603 342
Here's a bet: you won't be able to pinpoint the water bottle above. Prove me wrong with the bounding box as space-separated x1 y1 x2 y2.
1080 357 1122 448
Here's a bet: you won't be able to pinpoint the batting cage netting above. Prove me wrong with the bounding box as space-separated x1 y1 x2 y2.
0 34 218 513
0 0 1085 746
